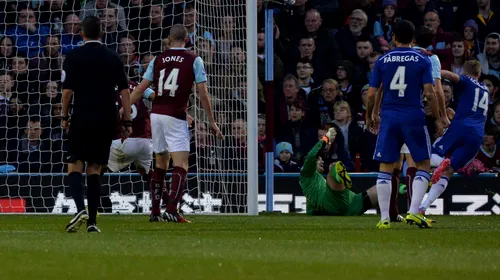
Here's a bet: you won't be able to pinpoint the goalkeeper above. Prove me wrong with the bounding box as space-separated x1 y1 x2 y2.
299 128 378 216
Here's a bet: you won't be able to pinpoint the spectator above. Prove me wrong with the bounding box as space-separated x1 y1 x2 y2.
164 0 186 27
366 51 381 82
101 7 128 52
29 34 63 84
274 142 301 173
434 0 461 32
7 116 53 173
463 0 500 52
331 101 363 163
424 11 453 69
373 0 400 52
308 79 342 128
11 56 39 105
354 37 373 85
0 36 15 72
276 74 306 128
140 53 154 76
477 32 500 79
295 59 317 96
183 4 214 47
336 60 362 115
486 102 500 145
5 7 50 57
257 30 284 89
80 0 127 31
449 34 468 74
442 79 457 109
287 35 328 84
189 121 217 172
257 114 267 172
38 0 65 33
463 19 480 58
480 74 500 110
277 101 316 164
474 128 500 172
118 36 141 81
216 15 243 64
138 1 170 54
39 81 61 118
335 9 376 62
355 85 378 171
60 14 84 55
126 0 149 36
276 0 313 44
301 9 341 83
402 0 435 30
197 38 216 74
224 118 247 171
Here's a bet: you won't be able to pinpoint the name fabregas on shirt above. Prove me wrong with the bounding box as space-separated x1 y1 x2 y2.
383 55 420 63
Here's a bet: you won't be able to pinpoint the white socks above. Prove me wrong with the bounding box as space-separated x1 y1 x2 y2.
377 172 392 221
419 177 449 212
409 170 431 215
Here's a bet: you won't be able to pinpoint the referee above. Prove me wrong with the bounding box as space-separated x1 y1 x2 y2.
62 16 131 233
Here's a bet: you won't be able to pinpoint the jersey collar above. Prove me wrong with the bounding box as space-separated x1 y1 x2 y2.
84 40 103 45
169 47 186 50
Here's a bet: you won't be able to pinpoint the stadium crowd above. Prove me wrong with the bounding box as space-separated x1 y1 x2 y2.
0 0 499 175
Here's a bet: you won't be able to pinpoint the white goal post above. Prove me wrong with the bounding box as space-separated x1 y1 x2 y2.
0 0 258 215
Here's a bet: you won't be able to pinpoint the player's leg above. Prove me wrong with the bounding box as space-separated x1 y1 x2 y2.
373 122 403 228
150 152 170 221
420 137 481 214
404 152 417 210
390 153 404 221
404 124 432 228
326 161 352 191
85 163 103 233
65 120 88 233
162 115 190 223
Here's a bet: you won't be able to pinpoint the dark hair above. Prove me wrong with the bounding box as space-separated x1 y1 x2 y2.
415 25 433 47
356 35 371 44
480 74 500 88
393 20 415 44
29 115 41 123
82 16 102 40
297 58 313 67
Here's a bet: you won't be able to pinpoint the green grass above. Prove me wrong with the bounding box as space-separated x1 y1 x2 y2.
0 215 499 280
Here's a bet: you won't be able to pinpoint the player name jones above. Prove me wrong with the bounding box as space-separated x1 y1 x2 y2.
383 55 420 63
162 56 184 63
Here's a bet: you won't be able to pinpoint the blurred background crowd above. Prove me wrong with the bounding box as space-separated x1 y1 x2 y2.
0 0 499 175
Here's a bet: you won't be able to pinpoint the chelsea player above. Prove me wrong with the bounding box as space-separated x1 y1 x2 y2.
366 20 443 229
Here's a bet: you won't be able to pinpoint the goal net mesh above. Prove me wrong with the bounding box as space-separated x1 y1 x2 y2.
0 0 249 214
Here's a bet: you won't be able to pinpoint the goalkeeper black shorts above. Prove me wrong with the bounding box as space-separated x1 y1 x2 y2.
67 120 115 165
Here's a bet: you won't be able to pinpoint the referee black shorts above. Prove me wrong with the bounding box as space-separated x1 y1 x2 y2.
67 120 116 165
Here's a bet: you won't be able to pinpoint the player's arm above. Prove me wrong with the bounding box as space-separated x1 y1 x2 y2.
131 57 156 104
194 57 223 139
429 56 449 127
440 70 460 84
61 53 74 127
424 83 443 136
300 128 336 178
366 59 382 130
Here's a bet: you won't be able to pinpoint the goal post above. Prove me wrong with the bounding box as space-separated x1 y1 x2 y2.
0 0 258 215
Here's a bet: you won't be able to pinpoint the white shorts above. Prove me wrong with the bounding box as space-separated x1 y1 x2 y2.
108 138 153 173
400 144 410 154
151 113 190 153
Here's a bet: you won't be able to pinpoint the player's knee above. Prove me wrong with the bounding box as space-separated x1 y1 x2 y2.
415 159 431 172
86 164 102 176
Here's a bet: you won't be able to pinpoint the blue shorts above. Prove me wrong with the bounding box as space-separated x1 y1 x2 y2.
374 122 431 163
432 125 482 170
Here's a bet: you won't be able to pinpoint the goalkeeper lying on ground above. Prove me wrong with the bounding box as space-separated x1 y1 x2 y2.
299 128 378 216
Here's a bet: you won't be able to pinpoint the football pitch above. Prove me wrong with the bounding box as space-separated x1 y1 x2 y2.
0 215 499 280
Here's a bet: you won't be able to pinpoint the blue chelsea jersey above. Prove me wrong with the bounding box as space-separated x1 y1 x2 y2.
369 47 434 122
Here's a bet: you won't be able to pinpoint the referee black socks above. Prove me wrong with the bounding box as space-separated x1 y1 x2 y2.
69 172 85 213
86 174 101 225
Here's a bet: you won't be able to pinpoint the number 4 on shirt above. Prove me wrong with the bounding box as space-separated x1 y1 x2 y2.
158 68 180 97
390 66 407 97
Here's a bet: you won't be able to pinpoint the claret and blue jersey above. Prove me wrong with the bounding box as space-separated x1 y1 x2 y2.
369 47 434 163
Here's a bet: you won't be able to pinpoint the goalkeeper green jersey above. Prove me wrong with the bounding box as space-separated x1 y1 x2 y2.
299 140 364 216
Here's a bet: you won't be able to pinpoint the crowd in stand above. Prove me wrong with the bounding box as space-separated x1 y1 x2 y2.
0 0 499 175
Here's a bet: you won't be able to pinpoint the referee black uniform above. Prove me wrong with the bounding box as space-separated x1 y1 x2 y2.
62 16 129 233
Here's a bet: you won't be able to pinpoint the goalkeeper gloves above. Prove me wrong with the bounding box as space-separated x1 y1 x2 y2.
323 127 337 144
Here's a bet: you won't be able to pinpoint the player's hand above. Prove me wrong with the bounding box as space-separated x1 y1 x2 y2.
325 127 337 142
434 119 444 138
441 115 451 129
119 108 124 120
210 122 224 140
187 114 194 128
446 108 455 121
121 123 132 141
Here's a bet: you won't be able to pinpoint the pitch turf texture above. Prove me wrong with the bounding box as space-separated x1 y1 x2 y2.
0 215 499 280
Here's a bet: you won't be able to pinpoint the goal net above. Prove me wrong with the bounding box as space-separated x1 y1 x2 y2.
0 0 257 215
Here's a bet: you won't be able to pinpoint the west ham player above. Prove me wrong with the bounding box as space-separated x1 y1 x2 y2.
366 20 443 229
130 24 223 222
419 60 489 215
